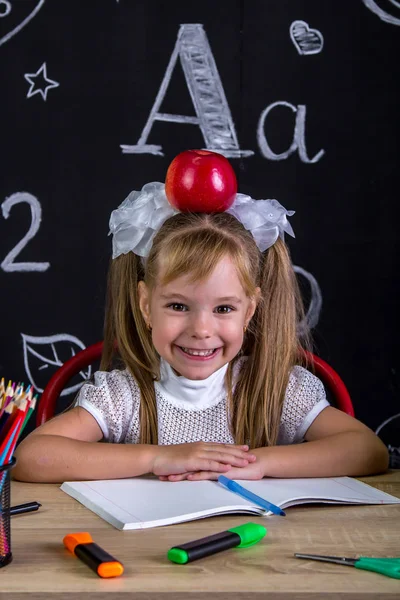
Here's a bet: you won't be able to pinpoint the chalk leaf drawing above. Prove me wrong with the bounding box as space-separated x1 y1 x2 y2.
22 333 91 396
294 265 323 335
121 23 253 158
290 20 324 55
362 0 400 26
24 62 59 101
0 0 45 48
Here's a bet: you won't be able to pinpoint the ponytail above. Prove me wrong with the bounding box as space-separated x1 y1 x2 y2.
229 238 310 447
101 253 159 444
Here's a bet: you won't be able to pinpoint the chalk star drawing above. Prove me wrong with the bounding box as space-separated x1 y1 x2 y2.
24 62 59 101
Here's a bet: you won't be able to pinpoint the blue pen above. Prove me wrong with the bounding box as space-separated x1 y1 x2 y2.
218 475 286 517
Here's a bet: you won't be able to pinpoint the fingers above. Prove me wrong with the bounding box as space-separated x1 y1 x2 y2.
204 449 256 467
197 459 232 472
207 452 251 468
205 443 251 454
160 472 217 482
185 445 256 473
202 445 256 465
187 471 219 481
162 473 193 482
153 443 257 479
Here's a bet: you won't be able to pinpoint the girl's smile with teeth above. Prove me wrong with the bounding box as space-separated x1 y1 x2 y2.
180 347 216 355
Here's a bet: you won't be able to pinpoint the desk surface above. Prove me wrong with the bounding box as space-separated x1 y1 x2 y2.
2 472 400 600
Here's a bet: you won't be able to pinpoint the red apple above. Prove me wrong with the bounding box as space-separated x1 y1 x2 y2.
165 149 237 212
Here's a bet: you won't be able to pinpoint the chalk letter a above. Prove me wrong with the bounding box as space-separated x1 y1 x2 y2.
257 101 325 163
120 24 253 158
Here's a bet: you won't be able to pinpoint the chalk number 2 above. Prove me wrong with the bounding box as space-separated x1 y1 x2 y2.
1 192 50 272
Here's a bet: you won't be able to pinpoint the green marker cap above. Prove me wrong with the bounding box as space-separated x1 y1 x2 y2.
227 522 267 548
167 547 189 564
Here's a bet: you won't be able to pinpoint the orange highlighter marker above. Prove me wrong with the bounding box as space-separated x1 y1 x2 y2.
63 532 124 578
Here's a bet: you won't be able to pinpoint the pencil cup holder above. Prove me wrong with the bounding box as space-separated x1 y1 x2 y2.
0 457 16 568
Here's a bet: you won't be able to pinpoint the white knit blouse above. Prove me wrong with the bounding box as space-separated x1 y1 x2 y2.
75 358 329 446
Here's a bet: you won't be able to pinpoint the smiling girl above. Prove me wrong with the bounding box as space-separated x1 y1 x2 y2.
14 178 388 483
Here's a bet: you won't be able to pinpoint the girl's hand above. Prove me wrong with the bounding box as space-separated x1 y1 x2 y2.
151 442 256 477
159 457 264 482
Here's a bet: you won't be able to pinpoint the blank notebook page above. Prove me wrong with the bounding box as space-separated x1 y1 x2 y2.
62 478 259 528
240 477 397 506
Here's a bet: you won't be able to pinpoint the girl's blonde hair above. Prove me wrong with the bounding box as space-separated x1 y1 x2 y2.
101 212 310 447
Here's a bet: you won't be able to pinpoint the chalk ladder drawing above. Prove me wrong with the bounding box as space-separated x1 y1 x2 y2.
1 191 50 272
290 20 324 55
24 62 59 101
22 333 91 396
0 0 46 48
362 0 400 25
121 23 253 158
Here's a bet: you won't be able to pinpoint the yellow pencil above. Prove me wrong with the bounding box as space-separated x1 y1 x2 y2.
5 380 13 399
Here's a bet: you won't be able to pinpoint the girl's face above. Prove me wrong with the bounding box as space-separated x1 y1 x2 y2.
138 256 259 380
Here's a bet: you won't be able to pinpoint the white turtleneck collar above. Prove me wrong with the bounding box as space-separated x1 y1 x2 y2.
154 358 229 410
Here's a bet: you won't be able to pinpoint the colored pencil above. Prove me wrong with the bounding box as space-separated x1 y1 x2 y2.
0 381 36 468
0 378 5 407
20 395 37 436
0 399 28 461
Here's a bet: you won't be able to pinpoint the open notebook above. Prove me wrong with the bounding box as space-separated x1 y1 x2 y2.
60 476 400 530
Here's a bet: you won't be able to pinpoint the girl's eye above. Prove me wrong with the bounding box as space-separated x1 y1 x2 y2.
215 306 234 314
167 303 187 312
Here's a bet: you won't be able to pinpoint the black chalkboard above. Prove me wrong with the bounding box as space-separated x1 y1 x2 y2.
0 1 398 451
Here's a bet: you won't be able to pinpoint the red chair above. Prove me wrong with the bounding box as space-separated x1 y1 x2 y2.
36 343 354 426
303 350 355 417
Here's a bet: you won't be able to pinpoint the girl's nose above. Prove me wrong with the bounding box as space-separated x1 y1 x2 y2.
189 311 212 338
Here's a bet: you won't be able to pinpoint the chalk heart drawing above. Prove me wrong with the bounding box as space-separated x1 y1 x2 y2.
290 20 324 55
0 0 45 48
362 0 400 26
22 333 91 396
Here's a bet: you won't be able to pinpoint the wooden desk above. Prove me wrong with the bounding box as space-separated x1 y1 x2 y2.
2 472 400 599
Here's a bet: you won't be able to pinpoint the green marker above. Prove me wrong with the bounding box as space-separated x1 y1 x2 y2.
167 522 267 564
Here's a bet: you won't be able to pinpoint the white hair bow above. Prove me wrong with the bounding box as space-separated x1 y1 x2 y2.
109 182 295 259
